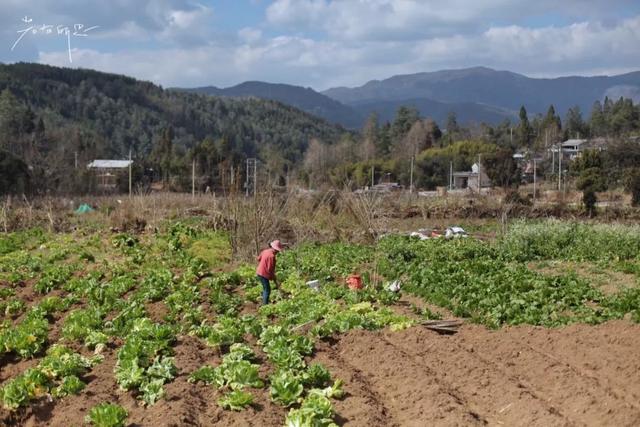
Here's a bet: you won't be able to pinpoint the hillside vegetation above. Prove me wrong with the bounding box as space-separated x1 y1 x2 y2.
0 63 345 193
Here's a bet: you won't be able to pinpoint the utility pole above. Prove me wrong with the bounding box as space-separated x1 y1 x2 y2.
558 143 562 191
477 154 482 193
510 127 513 146
128 149 132 198
533 158 537 204
245 158 257 197
545 129 549 148
409 155 414 193
191 158 195 200
230 164 235 188
449 161 453 190
371 165 374 188
74 151 78 169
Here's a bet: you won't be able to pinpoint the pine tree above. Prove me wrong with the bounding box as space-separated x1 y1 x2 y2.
391 106 420 144
517 106 533 147
564 106 587 140
589 100 607 137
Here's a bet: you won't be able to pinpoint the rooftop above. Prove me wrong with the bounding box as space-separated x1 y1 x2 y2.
561 139 587 147
87 160 133 169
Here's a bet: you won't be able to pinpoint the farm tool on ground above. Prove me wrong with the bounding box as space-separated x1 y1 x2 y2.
419 319 463 334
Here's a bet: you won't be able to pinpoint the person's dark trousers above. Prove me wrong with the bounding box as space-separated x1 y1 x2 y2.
257 275 271 305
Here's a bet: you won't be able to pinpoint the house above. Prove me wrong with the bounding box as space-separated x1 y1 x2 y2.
87 159 133 191
561 139 588 159
453 163 490 191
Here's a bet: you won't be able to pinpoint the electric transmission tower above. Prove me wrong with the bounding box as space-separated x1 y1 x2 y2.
245 158 257 197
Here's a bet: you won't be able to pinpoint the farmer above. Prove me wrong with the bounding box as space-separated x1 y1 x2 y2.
256 240 283 305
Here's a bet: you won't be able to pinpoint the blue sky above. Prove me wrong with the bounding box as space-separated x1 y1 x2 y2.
1 0 640 90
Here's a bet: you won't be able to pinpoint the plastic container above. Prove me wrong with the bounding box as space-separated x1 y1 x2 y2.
306 279 320 291
346 274 363 290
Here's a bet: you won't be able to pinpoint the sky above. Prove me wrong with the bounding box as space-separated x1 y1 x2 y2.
1 0 640 90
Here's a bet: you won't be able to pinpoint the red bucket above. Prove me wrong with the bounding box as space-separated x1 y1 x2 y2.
346 274 363 290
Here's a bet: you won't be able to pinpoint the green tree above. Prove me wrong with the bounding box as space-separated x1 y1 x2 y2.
391 106 420 144
589 100 607 137
445 111 460 145
517 106 533 147
0 89 29 155
564 106 588 140
151 126 174 185
610 97 639 135
625 170 640 207
539 105 562 148
376 122 392 156
574 150 607 216
0 150 30 194
483 148 521 189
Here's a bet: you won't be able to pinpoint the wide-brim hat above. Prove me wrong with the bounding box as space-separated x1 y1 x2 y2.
270 240 283 252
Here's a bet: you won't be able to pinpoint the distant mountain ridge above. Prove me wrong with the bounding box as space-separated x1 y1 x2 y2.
322 67 640 117
180 81 364 129
180 77 518 128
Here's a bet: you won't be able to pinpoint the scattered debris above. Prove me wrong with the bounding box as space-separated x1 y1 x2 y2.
74 203 94 214
420 319 463 334
306 279 321 291
409 229 431 240
445 226 468 239
388 280 402 292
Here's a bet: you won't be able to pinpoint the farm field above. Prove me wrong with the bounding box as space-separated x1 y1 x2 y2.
1 220 640 426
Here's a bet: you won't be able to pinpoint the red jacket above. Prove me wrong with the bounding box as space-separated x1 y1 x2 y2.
256 248 277 280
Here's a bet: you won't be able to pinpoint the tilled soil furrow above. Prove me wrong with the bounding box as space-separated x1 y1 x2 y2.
316 333 489 427
520 322 640 406
465 325 640 427
381 329 575 427
314 341 401 427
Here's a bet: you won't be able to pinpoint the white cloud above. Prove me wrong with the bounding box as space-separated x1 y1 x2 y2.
8 0 634 91
36 13 640 90
265 0 639 41
238 27 263 44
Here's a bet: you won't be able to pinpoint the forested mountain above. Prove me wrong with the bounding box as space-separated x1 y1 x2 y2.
352 97 516 126
181 79 516 127
0 62 345 193
183 67 640 129
324 67 640 118
181 81 364 129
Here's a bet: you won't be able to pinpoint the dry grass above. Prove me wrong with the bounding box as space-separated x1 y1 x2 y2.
1 188 639 261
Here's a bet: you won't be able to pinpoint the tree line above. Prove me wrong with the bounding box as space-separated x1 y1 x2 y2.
0 63 343 194
1 62 639 208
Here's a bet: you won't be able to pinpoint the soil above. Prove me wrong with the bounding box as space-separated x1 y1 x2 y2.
313 320 640 427
2 317 639 427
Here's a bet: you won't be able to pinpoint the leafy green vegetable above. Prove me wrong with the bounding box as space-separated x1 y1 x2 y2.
114 318 176 405
188 365 223 386
0 346 100 410
285 393 337 427
270 370 304 407
85 403 128 427
301 364 332 388
217 389 254 411
51 374 85 397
